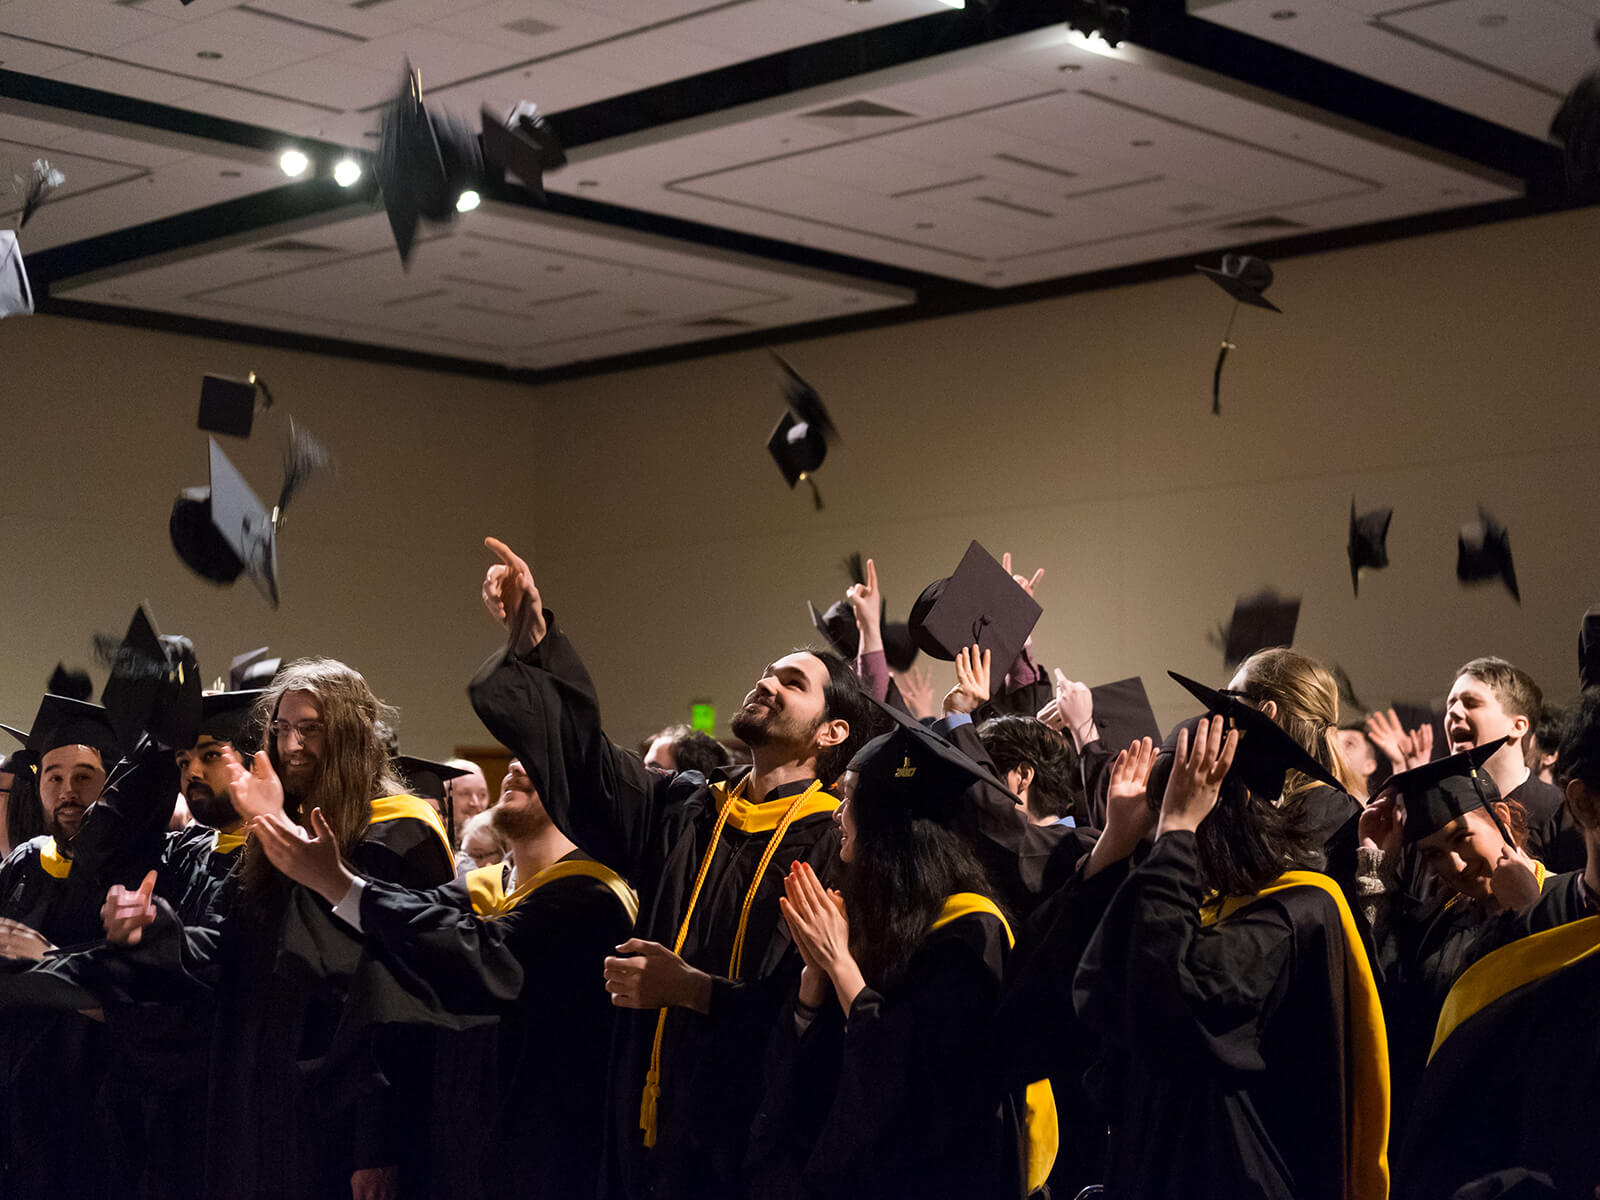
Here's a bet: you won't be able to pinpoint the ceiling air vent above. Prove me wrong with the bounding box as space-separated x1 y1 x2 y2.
802 100 915 120
680 316 754 329
251 238 340 253
1214 215 1308 231
503 17 559 36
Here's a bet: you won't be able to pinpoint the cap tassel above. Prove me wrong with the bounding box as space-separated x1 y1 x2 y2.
1212 302 1240 416
800 472 823 511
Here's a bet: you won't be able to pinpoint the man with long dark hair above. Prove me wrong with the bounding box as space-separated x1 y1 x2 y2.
468 537 877 1200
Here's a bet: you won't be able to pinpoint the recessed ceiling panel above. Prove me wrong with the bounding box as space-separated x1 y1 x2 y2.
552 26 1521 287
49 201 913 370
1189 0 1592 140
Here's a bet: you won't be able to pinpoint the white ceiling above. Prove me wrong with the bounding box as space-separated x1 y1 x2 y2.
49 199 913 369
546 25 1521 287
1189 0 1599 141
0 100 288 250
0 0 954 150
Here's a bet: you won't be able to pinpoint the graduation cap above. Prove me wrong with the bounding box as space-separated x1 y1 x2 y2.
1089 677 1161 751
96 605 202 752
47 663 93 704
197 689 266 746
807 553 919 671
1580 606 1600 692
199 372 274 439
229 647 281 692
374 61 485 267
1457 507 1519 603
24 694 120 764
481 101 566 201
1 231 33 319
170 427 328 608
1196 253 1280 415
909 541 1042 679
768 353 839 510
13 159 64 228
1551 43 1600 195
1348 500 1392 597
1166 670 1342 803
1211 589 1299 669
1376 737 1510 846
850 699 1013 830
395 755 471 804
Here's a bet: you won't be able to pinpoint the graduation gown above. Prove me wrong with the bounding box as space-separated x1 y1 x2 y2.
1074 831 1389 1200
1395 911 1600 1199
747 896 1029 1200
346 851 638 1200
468 619 844 1200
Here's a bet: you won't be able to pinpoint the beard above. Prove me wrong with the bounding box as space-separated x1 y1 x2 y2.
47 805 85 844
491 801 545 841
185 783 240 830
278 753 320 804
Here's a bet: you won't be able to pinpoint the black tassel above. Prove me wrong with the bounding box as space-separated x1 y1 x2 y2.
842 552 865 586
804 476 823 511
1211 341 1232 416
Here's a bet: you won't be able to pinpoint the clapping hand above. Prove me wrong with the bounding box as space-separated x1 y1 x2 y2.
1086 738 1158 878
102 871 158 946
483 536 546 655
893 665 939 720
251 807 355 905
1156 716 1239 838
220 745 284 823
1366 709 1433 772
780 861 863 1014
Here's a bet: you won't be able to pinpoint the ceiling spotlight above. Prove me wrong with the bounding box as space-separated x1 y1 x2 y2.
455 189 481 213
279 149 310 178
333 159 362 187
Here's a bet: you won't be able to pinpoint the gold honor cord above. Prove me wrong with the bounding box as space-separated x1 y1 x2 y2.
640 777 828 1148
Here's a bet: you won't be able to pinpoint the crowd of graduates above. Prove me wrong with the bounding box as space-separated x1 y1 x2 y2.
0 535 1594 1200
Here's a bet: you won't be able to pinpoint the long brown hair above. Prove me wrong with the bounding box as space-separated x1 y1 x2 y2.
1234 648 1364 799
240 657 406 897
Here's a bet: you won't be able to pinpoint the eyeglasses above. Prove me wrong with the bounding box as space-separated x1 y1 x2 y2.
270 719 326 744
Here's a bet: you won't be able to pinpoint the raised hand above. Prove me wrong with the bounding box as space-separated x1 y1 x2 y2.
1411 722 1434 766
779 861 863 1013
602 939 712 1013
893 665 939 720
221 745 284 823
1366 709 1433 772
251 807 354 905
942 645 992 717
1157 716 1238 838
483 536 546 654
1053 669 1096 748
1490 838 1542 912
0 917 54 960
1001 552 1045 599
845 557 883 655
102 870 158 946
1086 738 1159 878
1357 795 1403 858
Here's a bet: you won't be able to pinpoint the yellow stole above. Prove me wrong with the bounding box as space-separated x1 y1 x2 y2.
930 893 1057 1195
38 838 71 879
210 828 247 855
368 794 454 864
1202 872 1390 1200
465 856 639 925
1431 912 1600 1062
639 776 836 1149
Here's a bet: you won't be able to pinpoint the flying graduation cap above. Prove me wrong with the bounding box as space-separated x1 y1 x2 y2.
14 159 65 228
1 231 33 320
909 540 1042 676
768 353 838 510
481 101 567 201
1210 589 1299 669
199 372 274 439
170 426 328 608
807 553 919 671
374 62 485 267
1196 253 1280 415
228 647 281 692
96 605 202 752
1456 506 1519 603
395 755 471 804
1551 25 1600 196
47 663 93 703
1348 499 1393 597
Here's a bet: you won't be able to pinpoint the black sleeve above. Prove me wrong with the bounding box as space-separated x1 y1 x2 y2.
352 817 455 890
468 618 674 884
67 738 179 892
1073 832 1295 1072
1078 738 1114 830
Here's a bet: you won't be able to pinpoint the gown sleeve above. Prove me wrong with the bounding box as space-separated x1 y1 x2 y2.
66 737 180 892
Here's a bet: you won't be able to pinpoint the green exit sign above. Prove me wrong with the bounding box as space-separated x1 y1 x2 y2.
690 701 715 735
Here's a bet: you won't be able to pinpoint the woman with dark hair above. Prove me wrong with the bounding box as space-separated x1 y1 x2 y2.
1074 697 1389 1200
0 748 44 857
747 719 1045 1200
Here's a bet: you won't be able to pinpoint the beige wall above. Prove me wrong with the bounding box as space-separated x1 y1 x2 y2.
0 317 538 756
4 204 1597 758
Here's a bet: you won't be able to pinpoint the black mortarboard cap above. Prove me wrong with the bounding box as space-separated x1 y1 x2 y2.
1214 589 1299 669
1551 59 1600 194
1580 606 1600 692
909 541 1042 677
1167 670 1342 802
1196 253 1281 312
1457 507 1519 603
98 605 202 752
26 695 120 763
805 597 918 672
198 690 265 745
768 355 839 508
481 101 566 201
0 724 25 749
18 159 64 228
1348 500 1392 596
375 62 484 267
229 647 281 692
47 664 93 703
199 372 272 439
0 231 33 319
850 701 1013 829
204 437 280 606
395 755 471 803
1378 738 1508 846
1089 677 1161 751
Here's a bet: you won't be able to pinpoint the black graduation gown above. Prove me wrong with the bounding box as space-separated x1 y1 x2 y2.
747 908 1026 1200
1527 795 1584 874
1074 831 1367 1200
468 620 842 1200
1394 911 1600 1200
1506 775 1565 829
347 851 637 1200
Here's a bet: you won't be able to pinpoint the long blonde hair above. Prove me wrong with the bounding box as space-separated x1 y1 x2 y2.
1234 648 1363 799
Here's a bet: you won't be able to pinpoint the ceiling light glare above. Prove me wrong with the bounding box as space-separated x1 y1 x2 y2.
455 189 482 213
279 149 310 178
333 158 362 187
933 0 966 8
